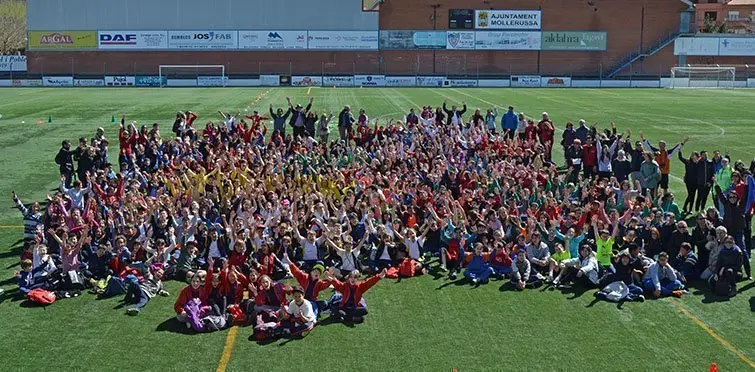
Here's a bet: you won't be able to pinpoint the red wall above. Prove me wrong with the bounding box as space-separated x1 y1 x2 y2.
27 0 692 77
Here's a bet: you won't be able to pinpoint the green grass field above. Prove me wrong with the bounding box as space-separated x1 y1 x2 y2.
0 87 753 372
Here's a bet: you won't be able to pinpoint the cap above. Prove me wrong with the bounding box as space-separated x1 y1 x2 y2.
542 112 548 116
291 285 305 294
311 264 325 274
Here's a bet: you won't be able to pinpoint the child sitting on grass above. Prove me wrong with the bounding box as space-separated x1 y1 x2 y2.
464 243 493 285
174 273 206 323
325 268 386 323
123 264 169 316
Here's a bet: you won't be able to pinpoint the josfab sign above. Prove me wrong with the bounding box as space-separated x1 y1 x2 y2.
385 76 417 87
475 10 542 30
354 75 386 87
510 75 541 87
238 31 307 49
168 31 238 49
98 31 168 49
446 31 475 50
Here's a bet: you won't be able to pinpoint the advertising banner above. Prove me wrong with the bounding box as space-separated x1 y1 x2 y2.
0 56 27 71
417 76 446 87
74 79 105 87
446 31 475 50
42 76 74 87
385 76 417 86
167 31 238 49
718 37 755 56
443 79 478 87
135 75 166 87
673 37 719 56
261 75 281 86
474 10 542 30
475 31 541 50
379 31 446 49
98 31 168 49
307 31 378 50
28 31 97 49
12 79 42 87
541 77 571 87
105 76 135 86
354 75 386 87
197 76 226 87
291 76 322 87
323 76 355 87
238 31 307 49
510 75 541 87
541 31 607 51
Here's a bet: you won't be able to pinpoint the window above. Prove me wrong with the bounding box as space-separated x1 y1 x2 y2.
727 11 739 21
704 11 718 21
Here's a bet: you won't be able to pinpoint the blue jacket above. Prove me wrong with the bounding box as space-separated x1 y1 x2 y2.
466 254 491 275
501 111 518 131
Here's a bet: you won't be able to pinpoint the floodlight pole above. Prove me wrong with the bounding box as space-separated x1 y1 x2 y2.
431 4 440 74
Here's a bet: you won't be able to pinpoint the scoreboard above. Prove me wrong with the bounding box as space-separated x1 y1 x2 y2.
449 9 474 29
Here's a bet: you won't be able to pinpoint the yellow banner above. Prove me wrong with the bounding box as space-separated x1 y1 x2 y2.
28 31 97 49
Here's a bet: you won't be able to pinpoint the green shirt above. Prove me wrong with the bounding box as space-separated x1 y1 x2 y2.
552 250 571 263
596 237 614 266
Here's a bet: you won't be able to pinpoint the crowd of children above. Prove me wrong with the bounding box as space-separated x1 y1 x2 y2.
10 97 753 339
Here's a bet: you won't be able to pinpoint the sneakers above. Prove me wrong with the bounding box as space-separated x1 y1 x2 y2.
337 310 347 320
449 271 458 280
671 290 683 298
637 295 645 302
546 273 554 283
126 308 140 316
471 278 479 285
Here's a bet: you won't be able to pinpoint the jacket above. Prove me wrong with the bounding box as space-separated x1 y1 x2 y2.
513 258 531 282
678 151 697 185
338 109 355 128
290 262 331 302
288 102 312 128
716 185 747 233
501 111 518 131
639 161 660 189
174 285 204 314
466 254 491 276
442 103 467 126
525 242 550 266
269 107 291 132
696 159 715 187
574 125 589 143
715 246 743 272
55 148 75 173
643 262 678 291
331 275 381 308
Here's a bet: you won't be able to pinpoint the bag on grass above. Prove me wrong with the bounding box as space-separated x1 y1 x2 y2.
201 314 233 332
599 281 629 303
253 310 280 341
184 298 207 332
27 288 56 305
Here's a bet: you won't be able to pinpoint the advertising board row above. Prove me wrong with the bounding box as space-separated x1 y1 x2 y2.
0 56 27 72
27 30 606 51
28 31 378 50
674 36 755 57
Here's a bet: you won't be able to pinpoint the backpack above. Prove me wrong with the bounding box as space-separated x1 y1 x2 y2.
27 288 56 305
253 310 280 341
201 314 232 332
599 281 629 302
184 298 209 332
713 269 735 297
99 276 126 298
226 304 247 325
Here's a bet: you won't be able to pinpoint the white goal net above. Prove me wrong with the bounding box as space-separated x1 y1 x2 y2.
158 65 227 87
669 66 736 88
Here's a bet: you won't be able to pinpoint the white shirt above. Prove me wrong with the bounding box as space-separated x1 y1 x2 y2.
300 237 321 261
337 249 358 272
208 239 221 258
379 244 392 260
286 299 316 324
404 237 424 260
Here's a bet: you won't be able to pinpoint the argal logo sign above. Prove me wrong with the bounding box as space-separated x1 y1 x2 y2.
39 33 73 45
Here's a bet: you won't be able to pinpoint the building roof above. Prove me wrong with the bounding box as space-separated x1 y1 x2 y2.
728 0 755 6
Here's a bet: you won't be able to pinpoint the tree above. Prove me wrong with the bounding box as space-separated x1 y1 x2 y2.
701 14 728 34
0 0 26 54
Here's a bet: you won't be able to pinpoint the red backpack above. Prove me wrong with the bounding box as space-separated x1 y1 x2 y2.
27 288 56 305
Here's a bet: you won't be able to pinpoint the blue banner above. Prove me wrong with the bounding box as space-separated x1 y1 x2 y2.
135 75 166 87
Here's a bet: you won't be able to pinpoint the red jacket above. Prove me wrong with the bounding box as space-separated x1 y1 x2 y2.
174 285 204 314
254 282 289 307
221 272 249 305
582 144 597 167
290 262 330 301
331 275 381 308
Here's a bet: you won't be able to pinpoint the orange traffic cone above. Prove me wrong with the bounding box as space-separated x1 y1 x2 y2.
709 362 718 372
